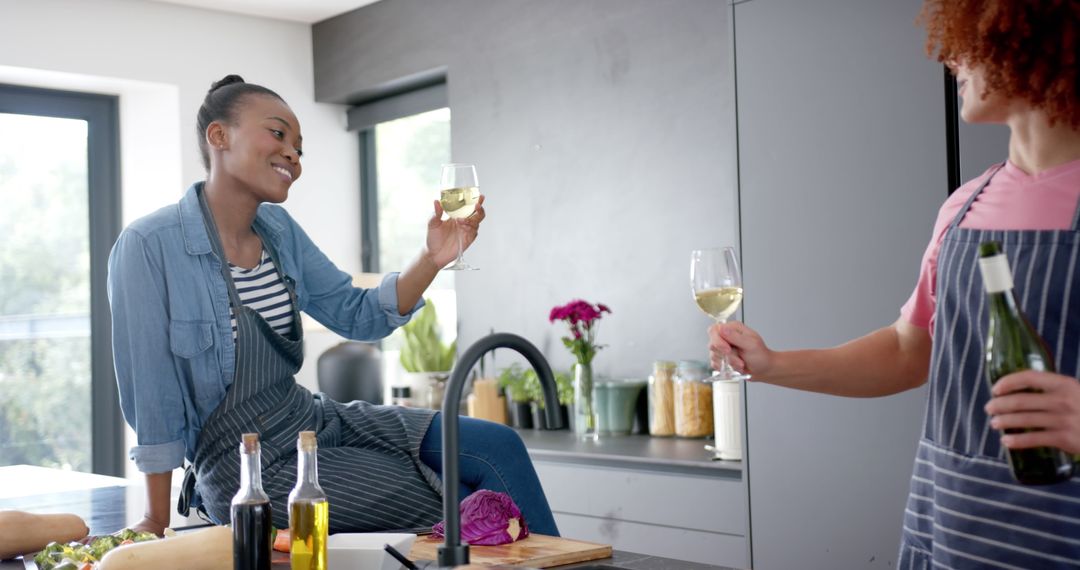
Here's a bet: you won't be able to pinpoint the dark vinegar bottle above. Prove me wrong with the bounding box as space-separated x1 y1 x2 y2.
978 241 1073 485
231 433 273 570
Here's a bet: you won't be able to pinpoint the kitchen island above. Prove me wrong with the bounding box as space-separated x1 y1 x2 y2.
0 465 736 569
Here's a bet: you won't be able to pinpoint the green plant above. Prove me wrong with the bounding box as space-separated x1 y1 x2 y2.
523 367 573 408
497 364 532 404
399 299 456 372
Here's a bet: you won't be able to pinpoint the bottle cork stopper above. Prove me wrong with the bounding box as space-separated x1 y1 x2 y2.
241 433 260 453
298 430 317 451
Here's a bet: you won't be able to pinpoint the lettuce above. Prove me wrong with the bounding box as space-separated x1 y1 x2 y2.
432 490 530 546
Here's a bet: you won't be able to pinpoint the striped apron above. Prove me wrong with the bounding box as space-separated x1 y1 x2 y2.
898 164 1080 568
190 189 445 532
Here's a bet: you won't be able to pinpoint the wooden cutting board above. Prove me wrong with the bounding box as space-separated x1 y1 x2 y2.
408 534 612 568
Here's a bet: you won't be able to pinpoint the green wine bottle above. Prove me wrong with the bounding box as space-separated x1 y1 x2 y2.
978 241 1073 485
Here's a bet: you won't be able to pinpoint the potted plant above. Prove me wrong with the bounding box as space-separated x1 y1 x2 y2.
498 364 534 429
399 299 456 409
524 368 573 431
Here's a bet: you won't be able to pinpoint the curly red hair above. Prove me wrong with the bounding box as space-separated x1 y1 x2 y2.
919 0 1080 127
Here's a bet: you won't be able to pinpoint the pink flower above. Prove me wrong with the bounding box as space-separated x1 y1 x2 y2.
549 299 611 365
548 307 566 322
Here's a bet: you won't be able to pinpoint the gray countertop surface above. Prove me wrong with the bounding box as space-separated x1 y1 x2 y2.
514 429 742 478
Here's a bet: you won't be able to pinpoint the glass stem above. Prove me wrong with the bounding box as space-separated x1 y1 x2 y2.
717 318 732 374
455 222 464 264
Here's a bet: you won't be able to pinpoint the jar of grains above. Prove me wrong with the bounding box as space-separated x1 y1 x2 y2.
673 360 713 438
648 360 676 436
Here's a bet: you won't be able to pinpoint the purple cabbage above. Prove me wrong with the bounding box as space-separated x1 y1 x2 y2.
431 489 530 545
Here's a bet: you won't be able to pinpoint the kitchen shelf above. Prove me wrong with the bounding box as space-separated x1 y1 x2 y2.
515 429 742 479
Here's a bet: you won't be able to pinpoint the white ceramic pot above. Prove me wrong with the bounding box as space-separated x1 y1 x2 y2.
401 371 450 409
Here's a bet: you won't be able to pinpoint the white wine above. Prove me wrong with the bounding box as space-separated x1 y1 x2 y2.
979 241 1073 485
695 287 743 321
440 186 479 219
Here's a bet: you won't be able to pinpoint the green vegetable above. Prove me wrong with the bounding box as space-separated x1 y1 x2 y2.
33 528 161 569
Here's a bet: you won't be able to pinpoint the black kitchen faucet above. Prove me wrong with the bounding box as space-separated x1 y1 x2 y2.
437 332 563 567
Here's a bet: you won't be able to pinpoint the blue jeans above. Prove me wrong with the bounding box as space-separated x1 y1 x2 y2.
420 414 560 536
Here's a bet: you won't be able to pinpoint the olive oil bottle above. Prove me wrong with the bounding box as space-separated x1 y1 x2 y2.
231 433 272 570
978 241 1073 485
288 431 328 570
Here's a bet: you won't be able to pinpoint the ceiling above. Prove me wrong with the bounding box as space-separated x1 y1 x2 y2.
135 0 382 23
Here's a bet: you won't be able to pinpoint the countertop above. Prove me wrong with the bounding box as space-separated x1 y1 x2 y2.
0 465 736 570
514 429 742 478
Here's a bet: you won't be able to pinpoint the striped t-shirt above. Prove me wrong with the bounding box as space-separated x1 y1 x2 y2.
229 250 294 338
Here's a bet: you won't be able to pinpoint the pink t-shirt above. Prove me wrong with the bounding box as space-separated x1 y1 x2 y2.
901 158 1080 332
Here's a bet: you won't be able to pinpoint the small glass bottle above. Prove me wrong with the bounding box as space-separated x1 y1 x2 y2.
673 360 713 438
391 385 413 407
648 361 676 437
231 433 272 570
289 431 328 570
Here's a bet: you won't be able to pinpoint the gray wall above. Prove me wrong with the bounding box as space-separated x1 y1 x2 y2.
733 0 964 568
959 121 1010 182
314 0 735 379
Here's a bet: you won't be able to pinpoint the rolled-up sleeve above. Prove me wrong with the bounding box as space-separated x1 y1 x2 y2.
286 214 423 339
108 230 188 473
376 272 423 328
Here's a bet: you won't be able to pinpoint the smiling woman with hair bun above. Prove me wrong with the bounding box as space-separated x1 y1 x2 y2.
107 75 560 538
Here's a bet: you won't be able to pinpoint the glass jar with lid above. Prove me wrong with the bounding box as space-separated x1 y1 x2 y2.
648 361 676 437
673 360 713 438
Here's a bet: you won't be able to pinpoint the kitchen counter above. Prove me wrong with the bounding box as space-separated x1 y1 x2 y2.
0 465 737 570
515 429 742 479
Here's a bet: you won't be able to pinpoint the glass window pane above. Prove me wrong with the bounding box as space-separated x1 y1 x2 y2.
0 113 92 471
374 108 456 344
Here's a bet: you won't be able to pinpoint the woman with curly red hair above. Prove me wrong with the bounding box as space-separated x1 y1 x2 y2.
709 1 1080 566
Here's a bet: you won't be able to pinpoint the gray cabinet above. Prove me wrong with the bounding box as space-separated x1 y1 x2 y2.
733 0 953 568
534 461 747 567
517 430 747 567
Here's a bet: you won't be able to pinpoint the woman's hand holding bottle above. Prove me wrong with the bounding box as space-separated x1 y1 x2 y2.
986 371 1080 455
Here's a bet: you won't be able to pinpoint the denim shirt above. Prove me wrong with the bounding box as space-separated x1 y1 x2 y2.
107 183 421 473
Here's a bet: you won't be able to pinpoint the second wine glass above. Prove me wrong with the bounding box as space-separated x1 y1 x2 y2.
690 246 748 380
438 163 480 271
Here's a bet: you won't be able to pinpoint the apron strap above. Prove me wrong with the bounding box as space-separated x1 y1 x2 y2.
196 186 246 309
1072 191 1080 231
948 162 1006 230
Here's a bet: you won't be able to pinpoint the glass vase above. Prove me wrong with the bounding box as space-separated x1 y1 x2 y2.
573 361 598 440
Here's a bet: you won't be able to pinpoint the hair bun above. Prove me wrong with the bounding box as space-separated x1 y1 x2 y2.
209 75 245 93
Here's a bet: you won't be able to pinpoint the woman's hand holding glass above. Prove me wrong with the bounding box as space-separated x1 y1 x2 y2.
691 246 752 380
433 163 483 271
707 320 772 379
426 193 485 269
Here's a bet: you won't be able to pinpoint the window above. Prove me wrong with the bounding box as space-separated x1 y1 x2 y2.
354 85 456 349
0 84 123 476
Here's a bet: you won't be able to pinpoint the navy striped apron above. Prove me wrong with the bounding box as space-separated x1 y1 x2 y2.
190 189 445 532
899 164 1080 568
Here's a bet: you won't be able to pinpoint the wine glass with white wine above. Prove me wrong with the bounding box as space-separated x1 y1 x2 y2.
691 246 748 379
439 163 480 271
